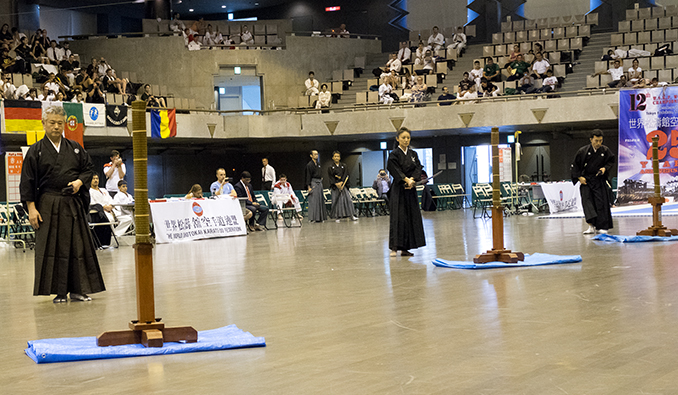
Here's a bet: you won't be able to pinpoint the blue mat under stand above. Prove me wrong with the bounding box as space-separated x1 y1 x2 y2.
593 234 678 243
25 324 265 364
432 253 582 270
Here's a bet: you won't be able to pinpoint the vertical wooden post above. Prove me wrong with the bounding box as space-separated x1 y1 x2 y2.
637 135 678 236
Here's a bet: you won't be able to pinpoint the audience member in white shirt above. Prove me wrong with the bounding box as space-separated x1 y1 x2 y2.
531 52 550 79
447 26 466 56
628 58 642 84
426 26 445 56
111 180 134 236
469 60 483 88
595 59 624 88
316 84 332 110
379 78 395 105
240 25 254 45
203 24 217 46
397 41 412 65
539 70 558 93
461 84 478 104
386 53 402 74
305 71 319 96
414 42 425 65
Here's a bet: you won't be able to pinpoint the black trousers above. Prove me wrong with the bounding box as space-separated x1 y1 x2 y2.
262 181 272 190
246 202 269 227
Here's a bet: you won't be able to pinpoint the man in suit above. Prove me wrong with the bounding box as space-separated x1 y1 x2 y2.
234 171 269 231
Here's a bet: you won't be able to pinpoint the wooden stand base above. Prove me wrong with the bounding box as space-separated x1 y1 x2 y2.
474 249 525 264
97 321 198 347
637 226 678 237
636 197 678 237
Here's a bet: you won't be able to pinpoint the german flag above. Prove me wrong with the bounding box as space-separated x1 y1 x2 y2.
4 100 42 133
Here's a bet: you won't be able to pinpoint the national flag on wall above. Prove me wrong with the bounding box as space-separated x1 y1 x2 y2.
151 109 176 138
106 105 128 127
3 100 42 133
63 102 84 147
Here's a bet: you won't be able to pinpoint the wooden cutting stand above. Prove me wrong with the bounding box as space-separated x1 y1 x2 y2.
97 101 198 348
474 128 525 264
637 136 678 237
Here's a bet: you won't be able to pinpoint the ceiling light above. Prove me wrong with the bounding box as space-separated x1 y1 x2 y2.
189 8 194 12
222 5 226 8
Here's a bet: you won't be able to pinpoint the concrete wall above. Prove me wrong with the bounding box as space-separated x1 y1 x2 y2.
523 0 589 20
405 0 468 35
69 35 381 111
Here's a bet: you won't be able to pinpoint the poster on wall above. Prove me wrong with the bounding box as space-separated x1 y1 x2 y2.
618 87 678 204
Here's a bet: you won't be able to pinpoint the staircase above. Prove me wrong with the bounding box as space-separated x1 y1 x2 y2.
562 31 612 91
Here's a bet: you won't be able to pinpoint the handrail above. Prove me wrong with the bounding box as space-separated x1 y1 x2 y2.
288 31 381 40
58 31 183 40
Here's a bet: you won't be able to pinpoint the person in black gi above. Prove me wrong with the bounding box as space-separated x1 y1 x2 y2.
328 151 358 222
571 129 616 234
20 106 105 303
387 127 426 257
304 150 327 223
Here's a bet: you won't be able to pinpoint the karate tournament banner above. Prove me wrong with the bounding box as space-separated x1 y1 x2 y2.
150 198 247 243
618 87 678 204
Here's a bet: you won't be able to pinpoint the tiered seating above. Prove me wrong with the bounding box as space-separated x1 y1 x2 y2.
587 56 678 88
408 25 477 55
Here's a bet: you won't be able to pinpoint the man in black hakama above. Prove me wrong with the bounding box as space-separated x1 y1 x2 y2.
304 150 327 223
20 106 105 303
387 128 426 256
571 129 616 234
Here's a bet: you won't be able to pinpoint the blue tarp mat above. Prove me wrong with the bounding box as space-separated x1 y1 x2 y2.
432 253 582 270
593 234 678 243
25 324 265 364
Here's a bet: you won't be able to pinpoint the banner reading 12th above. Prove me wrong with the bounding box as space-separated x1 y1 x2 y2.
618 87 678 204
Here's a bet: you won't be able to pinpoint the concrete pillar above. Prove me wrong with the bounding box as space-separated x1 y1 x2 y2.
145 0 171 20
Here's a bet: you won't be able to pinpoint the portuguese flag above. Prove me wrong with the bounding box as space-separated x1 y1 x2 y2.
3 100 43 145
63 102 84 146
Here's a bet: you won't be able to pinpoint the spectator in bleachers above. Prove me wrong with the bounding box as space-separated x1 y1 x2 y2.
316 83 331 110
461 84 478 103
203 24 217 46
628 58 642 85
447 26 466 56
595 59 624 88
601 49 615 61
1 45 26 75
240 25 254 46
403 68 415 88
46 40 64 65
61 54 79 85
539 69 558 93
616 75 632 88
458 72 473 95
338 24 350 38
14 84 28 99
0 24 12 47
71 91 85 103
141 84 166 107
508 44 521 62
397 41 411 65
183 28 201 50
54 91 65 103
479 78 498 97
414 42 425 65
379 77 395 105
86 79 105 103
304 71 319 96
410 76 427 104
98 57 112 76
170 13 186 33
103 68 127 95
1 73 16 99
37 86 54 101
25 88 38 100
470 60 483 86
62 42 72 59
426 26 444 56
506 54 530 81
483 57 501 83
388 69 400 88
437 86 455 105
10 27 23 49
421 50 436 75
42 73 64 96
386 53 402 74
15 36 34 65
56 68 71 92
517 71 536 94
31 39 48 64
38 29 50 49
531 52 550 79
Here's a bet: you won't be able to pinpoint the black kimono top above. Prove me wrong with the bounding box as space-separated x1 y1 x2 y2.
571 144 615 184
328 162 348 190
20 137 94 206
304 159 322 189
387 146 422 186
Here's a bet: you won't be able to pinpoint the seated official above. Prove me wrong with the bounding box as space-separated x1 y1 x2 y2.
111 180 134 236
272 174 303 222
185 184 203 199
89 174 115 247
210 168 237 198
234 171 269 231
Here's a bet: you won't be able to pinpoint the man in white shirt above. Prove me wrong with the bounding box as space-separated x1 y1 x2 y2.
606 59 624 88
386 53 402 74
104 150 126 198
261 158 276 190
111 180 134 236
397 41 411 65
531 52 550 79
46 40 62 65
539 69 558 93
316 84 332 110
461 84 478 104
469 60 483 88
305 71 319 96
426 26 445 56
447 26 466 55
414 42 425 65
